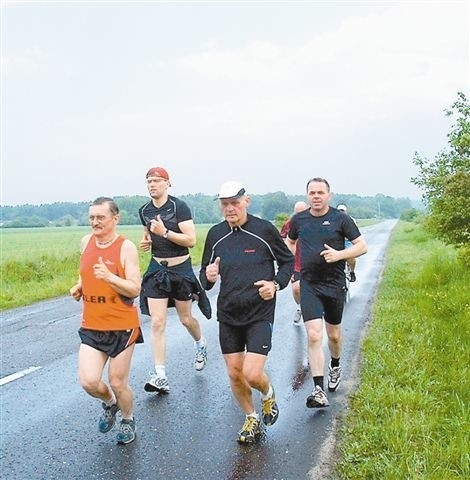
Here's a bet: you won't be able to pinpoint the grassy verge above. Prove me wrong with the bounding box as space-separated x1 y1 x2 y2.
335 222 469 479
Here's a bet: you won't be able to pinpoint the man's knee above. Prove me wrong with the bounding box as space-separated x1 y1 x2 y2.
79 375 101 394
109 376 128 393
179 312 198 329
326 326 342 343
150 315 166 333
306 320 323 344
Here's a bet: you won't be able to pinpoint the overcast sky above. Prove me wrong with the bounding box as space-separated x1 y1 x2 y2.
2 0 468 206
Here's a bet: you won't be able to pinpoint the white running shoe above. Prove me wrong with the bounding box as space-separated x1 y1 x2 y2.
328 362 342 392
194 339 208 371
306 385 329 408
144 372 170 394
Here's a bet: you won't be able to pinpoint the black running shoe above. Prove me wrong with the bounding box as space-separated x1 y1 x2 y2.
261 387 279 426
237 416 261 444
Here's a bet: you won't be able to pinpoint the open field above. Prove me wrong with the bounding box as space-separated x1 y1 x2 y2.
0 219 373 311
0 225 210 310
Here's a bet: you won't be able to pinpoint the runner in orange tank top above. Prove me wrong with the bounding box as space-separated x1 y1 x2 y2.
70 197 142 445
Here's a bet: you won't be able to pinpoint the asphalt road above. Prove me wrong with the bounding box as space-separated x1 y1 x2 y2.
1 220 397 480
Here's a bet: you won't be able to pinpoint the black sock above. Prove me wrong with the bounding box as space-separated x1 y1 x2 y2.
313 376 324 390
331 357 340 368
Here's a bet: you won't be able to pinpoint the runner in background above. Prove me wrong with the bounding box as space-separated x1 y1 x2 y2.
139 167 210 396
336 204 357 282
280 201 309 324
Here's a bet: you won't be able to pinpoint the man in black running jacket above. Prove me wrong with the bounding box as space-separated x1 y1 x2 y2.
200 181 294 444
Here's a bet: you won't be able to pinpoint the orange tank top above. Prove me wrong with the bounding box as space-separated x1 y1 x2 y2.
80 235 140 331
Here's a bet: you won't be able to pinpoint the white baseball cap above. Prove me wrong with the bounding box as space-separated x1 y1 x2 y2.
218 181 246 199
337 204 347 212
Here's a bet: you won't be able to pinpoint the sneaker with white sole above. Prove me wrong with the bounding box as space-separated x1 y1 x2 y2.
144 372 170 394
293 308 302 325
328 363 342 392
306 385 330 408
98 402 120 433
116 418 136 445
194 339 207 371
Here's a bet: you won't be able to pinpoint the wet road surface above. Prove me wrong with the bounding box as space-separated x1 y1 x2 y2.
1 220 396 480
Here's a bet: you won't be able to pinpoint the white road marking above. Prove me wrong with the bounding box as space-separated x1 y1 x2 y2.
0 366 42 386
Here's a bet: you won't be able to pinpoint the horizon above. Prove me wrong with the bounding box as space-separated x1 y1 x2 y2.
0 189 423 209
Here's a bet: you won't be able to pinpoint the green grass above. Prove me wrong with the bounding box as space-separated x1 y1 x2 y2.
0 225 211 310
335 222 469 479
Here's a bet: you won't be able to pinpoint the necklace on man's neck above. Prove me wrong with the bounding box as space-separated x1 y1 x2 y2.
96 234 118 246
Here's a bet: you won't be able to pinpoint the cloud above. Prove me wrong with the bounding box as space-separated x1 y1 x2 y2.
171 2 466 124
2 46 48 74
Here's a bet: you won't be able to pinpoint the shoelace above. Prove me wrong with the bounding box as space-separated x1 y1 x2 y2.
262 397 276 415
244 416 259 432
330 368 341 381
314 387 326 399
103 405 117 420
195 348 207 361
120 423 134 435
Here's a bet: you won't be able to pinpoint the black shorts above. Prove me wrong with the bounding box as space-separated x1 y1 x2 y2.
79 327 144 358
219 321 273 356
300 280 345 325
291 271 301 283
142 258 196 301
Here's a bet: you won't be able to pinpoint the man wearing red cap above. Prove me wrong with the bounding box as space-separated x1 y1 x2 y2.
139 167 210 394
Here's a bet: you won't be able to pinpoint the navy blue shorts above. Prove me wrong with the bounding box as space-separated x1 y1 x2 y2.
219 321 273 356
300 280 345 325
79 327 144 358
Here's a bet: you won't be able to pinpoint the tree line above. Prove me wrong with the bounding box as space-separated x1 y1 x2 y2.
0 192 414 228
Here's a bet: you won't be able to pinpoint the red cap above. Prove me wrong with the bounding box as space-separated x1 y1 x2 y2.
146 167 171 186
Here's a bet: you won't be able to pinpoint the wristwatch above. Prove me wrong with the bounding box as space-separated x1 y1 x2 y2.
273 281 281 291
162 229 169 239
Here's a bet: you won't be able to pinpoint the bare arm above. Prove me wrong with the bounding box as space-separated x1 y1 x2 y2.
69 234 91 301
147 217 196 248
140 226 152 251
166 219 197 248
349 236 367 258
321 235 368 263
285 236 297 256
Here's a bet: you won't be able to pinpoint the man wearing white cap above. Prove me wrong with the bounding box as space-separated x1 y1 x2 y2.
200 181 294 444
